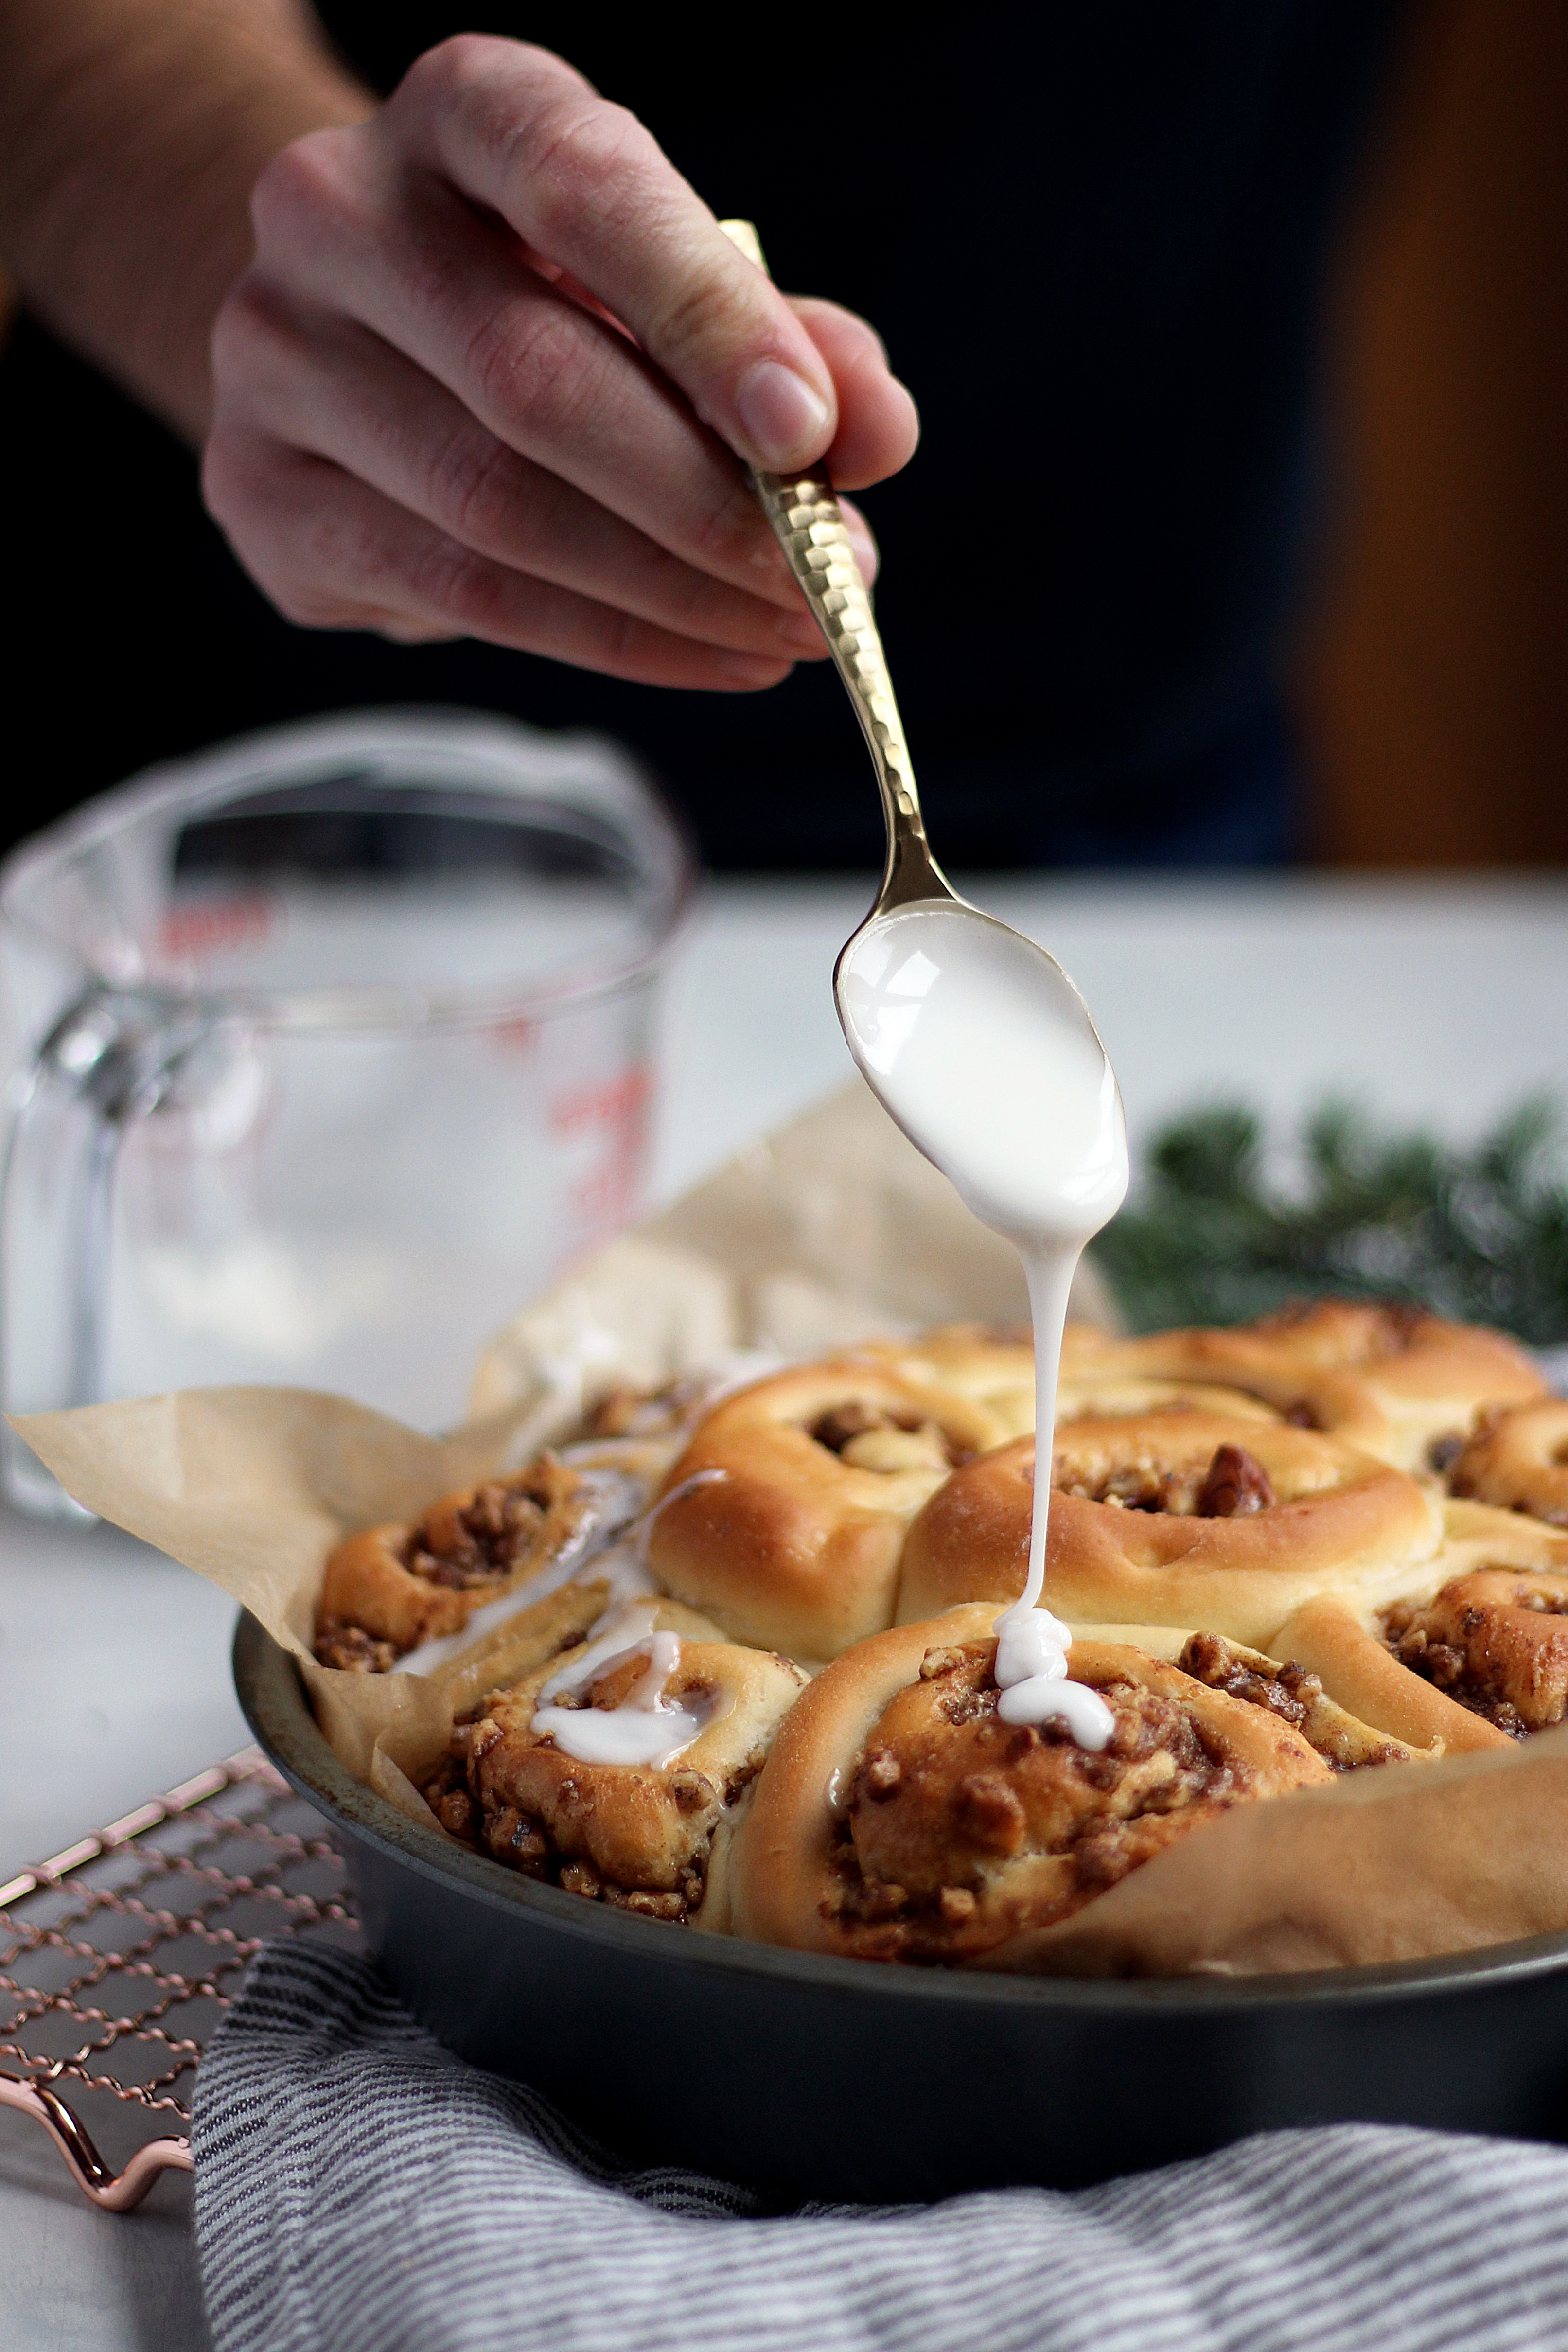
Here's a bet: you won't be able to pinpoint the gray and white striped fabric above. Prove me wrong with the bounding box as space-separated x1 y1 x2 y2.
193 1940 1568 2352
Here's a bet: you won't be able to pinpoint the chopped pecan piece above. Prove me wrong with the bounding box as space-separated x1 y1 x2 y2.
1198 1444 1274 1518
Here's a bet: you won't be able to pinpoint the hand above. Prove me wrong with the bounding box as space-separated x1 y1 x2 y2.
203 36 919 689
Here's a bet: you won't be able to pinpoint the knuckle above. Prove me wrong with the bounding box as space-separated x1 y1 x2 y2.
208 277 289 391
398 38 608 213
203 439 377 631
464 302 605 441
396 31 504 111
424 425 524 551
405 534 513 636
199 427 272 535
643 267 739 365
513 94 648 240
249 129 355 252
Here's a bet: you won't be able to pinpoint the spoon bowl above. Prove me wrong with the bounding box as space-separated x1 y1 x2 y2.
834 899 1127 1242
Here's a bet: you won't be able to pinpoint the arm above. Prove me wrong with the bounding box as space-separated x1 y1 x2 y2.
0 0 370 439
0 10 918 687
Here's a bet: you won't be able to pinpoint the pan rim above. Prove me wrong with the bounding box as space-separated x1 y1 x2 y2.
235 1609 1568 2016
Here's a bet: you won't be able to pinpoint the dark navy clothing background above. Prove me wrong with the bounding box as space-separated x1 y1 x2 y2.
0 4 1402 868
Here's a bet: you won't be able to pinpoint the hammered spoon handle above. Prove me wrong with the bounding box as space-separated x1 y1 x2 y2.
718 218 954 914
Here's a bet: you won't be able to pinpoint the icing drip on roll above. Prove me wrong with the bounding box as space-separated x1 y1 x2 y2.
531 1600 710 1767
992 1596 1113 1747
396 1467 728 1674
990 1251 1114 1750
579 1467 728 1606
395 1468 646 1678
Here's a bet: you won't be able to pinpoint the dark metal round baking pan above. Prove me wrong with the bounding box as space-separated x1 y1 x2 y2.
235 1611 1568 2202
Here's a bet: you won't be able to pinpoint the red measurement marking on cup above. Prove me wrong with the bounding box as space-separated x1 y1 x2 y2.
158 895 274 965
550 1066 651 1139
490 1017 539 1056
552 1065 652 1237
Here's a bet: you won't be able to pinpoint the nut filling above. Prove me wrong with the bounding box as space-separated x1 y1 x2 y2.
1055 1440 1277 1517
809 1401 974 1476
420 1696 758 1924
1175 1631 1320 1730
822 1641 1319 1962
315 1622 400 1674
315 1454 588 1672
1382 1570 1568 1738
419 1625 807 1924
400 1459 585 1591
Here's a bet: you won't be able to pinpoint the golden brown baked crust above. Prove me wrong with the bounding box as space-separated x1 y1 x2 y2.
303 1306 1563 1971
644 1361 1009 1660
853 1327 1037 1438
1380 1570 1568 1739
315 1453 592 1669
1098 1302 1545 1473
896 1411 1442 1645
729 1606 1404 1966
432 1612 805 1921
861 1322 1283 1437
1449 1399 1568 1528
1268 1501 1568 1753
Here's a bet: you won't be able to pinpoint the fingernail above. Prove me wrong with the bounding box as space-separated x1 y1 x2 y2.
735 359 830 467
715 650 791 686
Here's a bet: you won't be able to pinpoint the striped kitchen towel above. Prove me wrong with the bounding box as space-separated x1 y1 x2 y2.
193 1939 1568 2352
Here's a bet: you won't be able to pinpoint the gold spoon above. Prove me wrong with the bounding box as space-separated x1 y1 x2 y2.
719 217 955 918
717 218 1116 1181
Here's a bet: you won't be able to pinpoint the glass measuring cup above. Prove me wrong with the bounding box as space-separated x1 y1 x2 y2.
0 708 694 1513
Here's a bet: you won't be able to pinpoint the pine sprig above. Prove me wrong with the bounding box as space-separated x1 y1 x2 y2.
1091 1097 1568 1344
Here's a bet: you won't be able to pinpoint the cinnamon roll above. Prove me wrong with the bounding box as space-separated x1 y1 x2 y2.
1269 1501 1568 1752
315 1453 608 1671
860 1323 1281 1437
896 1411 1442 1646
564 1364 778 1484
644 1361 1007 1660
1095 1301 1545 1474
853 1327 1037 1439
729 1605 1407 1966
1448 1399 1568 1528
423 1597 806 1923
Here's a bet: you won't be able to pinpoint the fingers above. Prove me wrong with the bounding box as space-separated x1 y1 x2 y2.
790 298 920 493
201 431 796 690
218 34 917 686
389 37 846 473
249 145 825 609
213 283 832 663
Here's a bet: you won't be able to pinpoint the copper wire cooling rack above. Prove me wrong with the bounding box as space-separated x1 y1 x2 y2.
0 1748 360 2210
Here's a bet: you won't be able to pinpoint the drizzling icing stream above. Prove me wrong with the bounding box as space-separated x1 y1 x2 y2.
836 902 1130 1748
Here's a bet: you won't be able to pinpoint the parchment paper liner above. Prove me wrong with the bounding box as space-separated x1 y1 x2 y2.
17 1082 1568 1977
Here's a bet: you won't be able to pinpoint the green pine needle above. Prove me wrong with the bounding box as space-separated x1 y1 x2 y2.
1090 1096 1568 1344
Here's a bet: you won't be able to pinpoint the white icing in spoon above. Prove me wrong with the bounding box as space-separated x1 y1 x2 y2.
835 902 1128 1750
531 1600 709 1768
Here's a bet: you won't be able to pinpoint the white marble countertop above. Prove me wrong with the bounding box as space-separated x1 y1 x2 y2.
2 870 1566 2347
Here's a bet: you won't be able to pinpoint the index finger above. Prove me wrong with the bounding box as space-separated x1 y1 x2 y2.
388 36 841 471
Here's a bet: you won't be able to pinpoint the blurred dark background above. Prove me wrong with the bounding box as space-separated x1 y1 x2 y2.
2 0 1564 872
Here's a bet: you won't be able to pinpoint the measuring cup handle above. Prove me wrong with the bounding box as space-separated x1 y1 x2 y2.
0 988 202 1510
